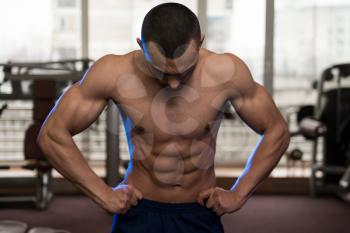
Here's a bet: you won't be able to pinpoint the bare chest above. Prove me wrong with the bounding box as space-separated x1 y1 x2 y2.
114 76 227 142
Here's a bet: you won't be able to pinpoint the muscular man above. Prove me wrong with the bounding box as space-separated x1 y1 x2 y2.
38 3 290 233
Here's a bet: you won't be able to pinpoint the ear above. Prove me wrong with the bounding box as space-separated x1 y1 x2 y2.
198 34 205 47
136 38 143 50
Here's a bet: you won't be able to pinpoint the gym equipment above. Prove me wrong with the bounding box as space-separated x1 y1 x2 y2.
0 220 28 233
0 59 93 209
289 63 350 200
27 227 71 233
0 221 71 233
0 59 92 100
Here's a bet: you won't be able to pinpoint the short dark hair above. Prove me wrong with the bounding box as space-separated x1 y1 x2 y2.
141 3 201 59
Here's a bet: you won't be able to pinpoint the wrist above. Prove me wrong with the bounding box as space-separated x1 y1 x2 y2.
96 185 113 208
230 188 249 202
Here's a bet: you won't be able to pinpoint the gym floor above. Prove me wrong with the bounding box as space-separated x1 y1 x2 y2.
1 195 349 233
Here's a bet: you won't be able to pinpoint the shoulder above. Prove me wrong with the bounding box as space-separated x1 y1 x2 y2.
200 51 235 79
90 53 128 74
217 52 254 83
77 53 130 99
221 52 257 98
199 50 255 92
200 50 245 75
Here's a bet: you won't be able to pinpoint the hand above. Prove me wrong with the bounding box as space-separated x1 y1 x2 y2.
197 187 247 216
102 184 143 214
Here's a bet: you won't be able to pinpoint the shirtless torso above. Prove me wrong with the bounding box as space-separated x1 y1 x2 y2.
38 46 289 215
120 49 229 202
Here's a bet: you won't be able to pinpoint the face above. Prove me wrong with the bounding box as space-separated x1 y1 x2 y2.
139 39 200 89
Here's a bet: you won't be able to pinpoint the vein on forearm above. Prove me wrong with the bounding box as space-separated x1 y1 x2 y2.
231 123 290 198
42 127 107 201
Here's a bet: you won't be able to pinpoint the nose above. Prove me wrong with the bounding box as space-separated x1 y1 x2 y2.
168 77 181 89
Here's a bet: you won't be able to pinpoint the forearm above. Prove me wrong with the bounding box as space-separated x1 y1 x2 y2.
38 128 110 207
231 124 290 199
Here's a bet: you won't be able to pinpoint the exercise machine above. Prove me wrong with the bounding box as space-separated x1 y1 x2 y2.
0 59 92 209
288 63 350 201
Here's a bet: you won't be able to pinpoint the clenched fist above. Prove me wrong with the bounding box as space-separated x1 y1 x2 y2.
197 187 247 216
102 184 143 214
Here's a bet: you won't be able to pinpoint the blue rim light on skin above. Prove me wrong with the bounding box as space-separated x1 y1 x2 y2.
141 35 153 63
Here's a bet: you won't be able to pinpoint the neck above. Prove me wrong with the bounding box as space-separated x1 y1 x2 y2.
133 50 155 77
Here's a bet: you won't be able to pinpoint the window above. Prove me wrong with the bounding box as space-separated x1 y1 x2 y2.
274 0 350 167
57 0 77 8
89 0 197 59
57 47 77 59
207 0 266 83
274 0 350 108
0 0 81 164
0 0 53 63
0 0 80 62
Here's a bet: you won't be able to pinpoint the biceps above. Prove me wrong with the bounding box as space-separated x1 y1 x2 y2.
230 84 281 134
46 84 107 135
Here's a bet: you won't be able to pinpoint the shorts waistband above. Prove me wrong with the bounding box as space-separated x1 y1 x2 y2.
132 198 213 214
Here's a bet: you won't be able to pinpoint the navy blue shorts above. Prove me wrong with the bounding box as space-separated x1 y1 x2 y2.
109 198 225 233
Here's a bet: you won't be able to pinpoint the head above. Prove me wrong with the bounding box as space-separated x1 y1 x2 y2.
137 3 204 89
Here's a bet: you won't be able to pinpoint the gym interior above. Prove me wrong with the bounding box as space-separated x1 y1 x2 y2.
0 0 349 233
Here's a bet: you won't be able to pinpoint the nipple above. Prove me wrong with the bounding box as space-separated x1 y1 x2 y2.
133 125 145 135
